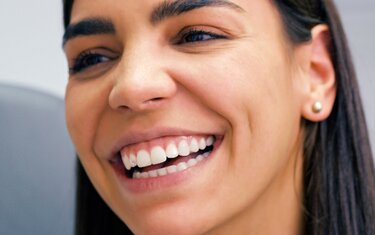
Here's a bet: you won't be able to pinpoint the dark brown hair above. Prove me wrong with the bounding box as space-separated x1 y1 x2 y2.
63 0 375 234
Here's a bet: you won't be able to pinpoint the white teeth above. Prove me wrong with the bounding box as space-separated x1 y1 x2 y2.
166 143 179 158
149 170 158 178
121 154 132 170
187 158 197 167
199 138 206 150
131 151 212 179
121 136 216 176
129 154 137 167
137 150 152 168
134 171 141 179
189 138 200 153
141 172 149 178
177 162 188 171
157 168 167 176
178 140 190 156
150 146 167 164
166 165 177 174
196 154 204 162
206 136 214 146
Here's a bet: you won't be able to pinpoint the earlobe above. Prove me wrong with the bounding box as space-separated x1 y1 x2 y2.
300 24 337 122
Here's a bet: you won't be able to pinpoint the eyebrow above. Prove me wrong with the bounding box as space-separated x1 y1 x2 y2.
62 0 244 46
151 0 244 24
63 18 115 46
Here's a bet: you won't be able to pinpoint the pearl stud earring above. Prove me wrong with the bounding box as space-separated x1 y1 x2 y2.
312 101 323 113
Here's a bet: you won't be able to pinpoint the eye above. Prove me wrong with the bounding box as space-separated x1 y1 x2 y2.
69 50 118 75
177 28 227 44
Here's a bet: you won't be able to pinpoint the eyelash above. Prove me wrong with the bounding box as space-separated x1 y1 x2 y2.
177 28 227 44
69 29 227 75
69 51 115 74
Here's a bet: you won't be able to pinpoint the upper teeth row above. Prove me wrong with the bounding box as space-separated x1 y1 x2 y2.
120 136 214 170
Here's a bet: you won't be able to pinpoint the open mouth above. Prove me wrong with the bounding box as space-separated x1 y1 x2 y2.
117 136 216 179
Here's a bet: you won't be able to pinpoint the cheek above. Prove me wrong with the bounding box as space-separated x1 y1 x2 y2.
192 45 301 177
65 81 109 161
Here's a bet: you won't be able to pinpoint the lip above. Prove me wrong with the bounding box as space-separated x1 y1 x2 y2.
111 137 223 193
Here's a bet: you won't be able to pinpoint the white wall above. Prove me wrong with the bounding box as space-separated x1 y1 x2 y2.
0 0 67 97
0 0 374 153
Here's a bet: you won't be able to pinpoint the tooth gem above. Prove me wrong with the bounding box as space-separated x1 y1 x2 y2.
166 143 179 158
137 150 152 167
150 146 167 164
178 140 190 156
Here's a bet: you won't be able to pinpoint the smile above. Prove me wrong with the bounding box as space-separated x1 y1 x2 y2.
119 135 216 179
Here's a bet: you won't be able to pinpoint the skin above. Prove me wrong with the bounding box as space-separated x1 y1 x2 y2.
64 0 336 234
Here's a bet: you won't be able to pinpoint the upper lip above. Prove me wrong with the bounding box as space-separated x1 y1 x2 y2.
108 126 219 160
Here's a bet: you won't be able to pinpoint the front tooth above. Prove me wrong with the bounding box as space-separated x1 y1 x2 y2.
189 138 199 153
206 136 214 146
130 153 137 167
178 140 190 156
199 138 206 150
150 146 167 165
166 143 179 158
121 154 132 170
137 150 152 168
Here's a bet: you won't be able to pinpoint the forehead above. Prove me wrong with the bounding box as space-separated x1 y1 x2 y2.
69 0 280 24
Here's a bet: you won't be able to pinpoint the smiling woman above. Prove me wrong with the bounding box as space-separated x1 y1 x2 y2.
62 0 375 235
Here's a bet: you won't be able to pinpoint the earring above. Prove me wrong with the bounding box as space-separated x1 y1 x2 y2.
312 101 323 113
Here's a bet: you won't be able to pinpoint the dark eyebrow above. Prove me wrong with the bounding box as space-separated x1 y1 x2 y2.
151 0 244 24
62 18 115 47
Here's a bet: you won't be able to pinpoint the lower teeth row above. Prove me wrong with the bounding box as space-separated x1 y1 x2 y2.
132 152 210 179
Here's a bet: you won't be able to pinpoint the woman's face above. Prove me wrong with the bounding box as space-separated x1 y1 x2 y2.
64 0 307 234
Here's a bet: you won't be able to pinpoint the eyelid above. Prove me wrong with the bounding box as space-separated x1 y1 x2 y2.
69 47 118 64
68 47 120 78
173 25 229 44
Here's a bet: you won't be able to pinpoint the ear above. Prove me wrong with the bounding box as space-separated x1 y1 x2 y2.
299 25 336 122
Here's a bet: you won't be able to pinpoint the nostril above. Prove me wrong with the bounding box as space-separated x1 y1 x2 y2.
151 97 163 101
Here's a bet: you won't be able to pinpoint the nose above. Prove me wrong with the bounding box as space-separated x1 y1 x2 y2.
108 48 177 112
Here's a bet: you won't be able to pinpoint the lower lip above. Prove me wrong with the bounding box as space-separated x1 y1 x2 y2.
111 139 222 193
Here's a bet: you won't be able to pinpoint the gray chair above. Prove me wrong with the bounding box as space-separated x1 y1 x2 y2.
0 83 76 235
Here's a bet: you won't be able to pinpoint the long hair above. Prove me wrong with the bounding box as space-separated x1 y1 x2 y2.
273 1 375 235
63 1 375 234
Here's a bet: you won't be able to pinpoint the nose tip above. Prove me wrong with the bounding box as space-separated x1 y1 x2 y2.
108 68 177 112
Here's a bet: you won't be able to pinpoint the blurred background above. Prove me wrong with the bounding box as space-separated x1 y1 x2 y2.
0 0 374 235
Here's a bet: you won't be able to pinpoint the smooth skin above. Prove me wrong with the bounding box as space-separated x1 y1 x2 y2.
64 0 336 234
